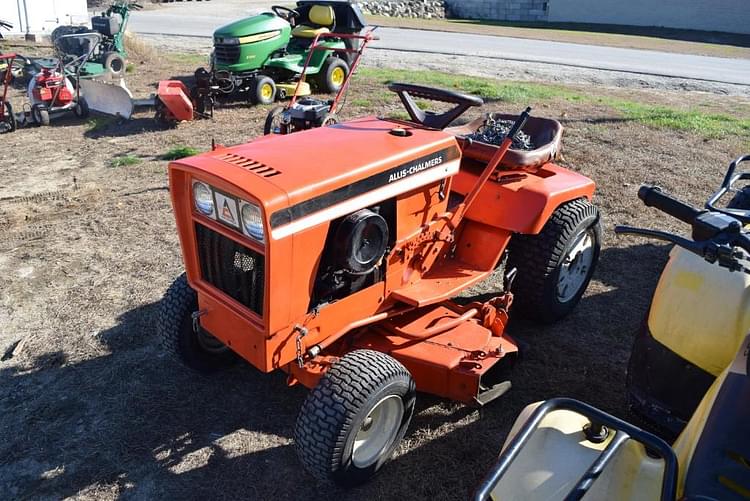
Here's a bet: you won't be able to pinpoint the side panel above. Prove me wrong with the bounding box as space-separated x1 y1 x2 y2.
450 162 595 234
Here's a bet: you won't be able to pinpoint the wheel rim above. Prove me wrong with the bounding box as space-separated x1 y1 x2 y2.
352 395 404 468
111 58 123 73
260 83 273 100
556 228 596 302
331 67 345 86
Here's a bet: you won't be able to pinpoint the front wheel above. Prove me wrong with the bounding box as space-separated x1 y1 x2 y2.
31 104 50 126
294 349 416 486
250 75 276 106
157 273 236 373
73 97 89 118
103 52 126 78
508 198 601 323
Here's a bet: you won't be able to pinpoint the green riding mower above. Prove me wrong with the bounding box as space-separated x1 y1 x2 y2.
198 0 367 105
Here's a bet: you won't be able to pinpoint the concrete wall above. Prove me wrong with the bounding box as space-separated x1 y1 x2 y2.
546 0 748 35
0 0 88 35
445 1 549 22
444 0 749 35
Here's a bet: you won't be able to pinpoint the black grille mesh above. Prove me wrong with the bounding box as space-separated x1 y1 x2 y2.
214 44 240 65
195 224 264 315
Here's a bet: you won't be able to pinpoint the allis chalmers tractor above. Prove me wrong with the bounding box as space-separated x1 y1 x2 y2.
475 183 750 501
159 84 602 484
203 1 367 104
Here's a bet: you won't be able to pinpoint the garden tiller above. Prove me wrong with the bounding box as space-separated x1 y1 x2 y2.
160 84 602 485
0 52 17 133
263 30 376 135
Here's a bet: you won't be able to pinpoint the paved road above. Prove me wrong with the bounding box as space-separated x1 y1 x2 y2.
128 5 750 86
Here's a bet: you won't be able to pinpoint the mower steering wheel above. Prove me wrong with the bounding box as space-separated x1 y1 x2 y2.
271 5 300 22
388 82 484 130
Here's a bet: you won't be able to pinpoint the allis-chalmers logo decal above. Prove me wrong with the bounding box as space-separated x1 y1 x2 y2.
221 200 235 223
388 155 444 183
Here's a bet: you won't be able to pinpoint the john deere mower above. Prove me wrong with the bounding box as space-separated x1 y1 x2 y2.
199 1 367 105
476 183 750 501
158 83 602 485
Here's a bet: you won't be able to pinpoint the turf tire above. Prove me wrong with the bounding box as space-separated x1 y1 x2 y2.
158 273 235 373
103 52 126 78
251 75 276 106
727 186 750 210
508 198 601 323
73 97 89 118
2 101 16 132
316 57 349 94
294 349 416 486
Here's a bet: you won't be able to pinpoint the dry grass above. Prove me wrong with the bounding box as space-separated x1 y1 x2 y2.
0 38 749 499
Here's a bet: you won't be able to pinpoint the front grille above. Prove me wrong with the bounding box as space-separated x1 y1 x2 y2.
214 44 240 65
195 224 264 315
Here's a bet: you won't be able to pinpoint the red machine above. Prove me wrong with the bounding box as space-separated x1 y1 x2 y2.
0 52 17 133
155 80 195 123
32 68 74 107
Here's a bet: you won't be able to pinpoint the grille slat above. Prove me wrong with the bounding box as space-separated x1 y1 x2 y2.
195 224 264 315
214 44 240 65
216 153 282 178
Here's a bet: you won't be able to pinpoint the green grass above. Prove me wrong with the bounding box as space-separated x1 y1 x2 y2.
358 68 581 103
161 146 201 160
86 117 112 132
602 99 750 139
109 155 141 168
126 63 135 74
166 53 208 66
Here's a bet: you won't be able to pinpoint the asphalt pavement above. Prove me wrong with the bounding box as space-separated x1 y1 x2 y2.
127 5 750 86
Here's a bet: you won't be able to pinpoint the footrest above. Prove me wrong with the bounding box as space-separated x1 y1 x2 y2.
391 261 490 308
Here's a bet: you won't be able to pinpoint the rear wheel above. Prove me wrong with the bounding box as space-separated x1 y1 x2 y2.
158 273 236 373
508 198 601 323
294 349 416 486
103 52 126 78
728 186 750 210
251 75 276 106
316 57 349 94
1 101 16 132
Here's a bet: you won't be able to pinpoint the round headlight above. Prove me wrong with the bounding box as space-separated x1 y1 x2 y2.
241 202 264 241
193 182 214 216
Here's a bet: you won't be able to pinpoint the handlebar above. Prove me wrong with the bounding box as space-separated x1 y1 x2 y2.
388 82 484 130
705 154 750 225
638 185 704 225
617 184 750 274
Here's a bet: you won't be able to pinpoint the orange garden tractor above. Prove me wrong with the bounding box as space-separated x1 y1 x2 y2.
159 84 602 485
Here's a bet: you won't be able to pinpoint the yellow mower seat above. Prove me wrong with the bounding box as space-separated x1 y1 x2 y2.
292 5 334 39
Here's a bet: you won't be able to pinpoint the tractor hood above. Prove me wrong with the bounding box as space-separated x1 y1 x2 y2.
213 12 289 39
173 117 460 241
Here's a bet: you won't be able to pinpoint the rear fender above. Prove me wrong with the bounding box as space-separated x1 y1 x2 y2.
452 162 595 235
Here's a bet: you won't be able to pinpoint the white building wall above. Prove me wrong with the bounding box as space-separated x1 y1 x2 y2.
548 0 750 35
0 0 89 35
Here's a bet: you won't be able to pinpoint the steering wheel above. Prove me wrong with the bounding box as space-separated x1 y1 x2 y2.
271 5 300 23
388 83 484 130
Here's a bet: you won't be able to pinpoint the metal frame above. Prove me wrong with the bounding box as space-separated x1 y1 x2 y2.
289 29 377 113
473 397 679 501
0 52 16 121
706 154 750 224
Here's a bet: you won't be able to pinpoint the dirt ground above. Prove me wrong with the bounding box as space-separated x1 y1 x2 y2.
1 40 749 500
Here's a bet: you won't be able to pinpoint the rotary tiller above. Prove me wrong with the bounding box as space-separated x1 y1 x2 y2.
159 84 602 485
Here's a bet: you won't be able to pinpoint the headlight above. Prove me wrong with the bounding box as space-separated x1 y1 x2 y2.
240 201 264 241
217 36 240 45
193 181 215 216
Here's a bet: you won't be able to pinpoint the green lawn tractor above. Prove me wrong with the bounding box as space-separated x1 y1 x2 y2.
48 0 142 80
200 1 367 105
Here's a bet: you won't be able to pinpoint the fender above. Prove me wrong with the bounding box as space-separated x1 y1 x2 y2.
452 162 595 235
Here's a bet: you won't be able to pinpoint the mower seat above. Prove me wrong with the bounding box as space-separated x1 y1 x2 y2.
292 5 334 39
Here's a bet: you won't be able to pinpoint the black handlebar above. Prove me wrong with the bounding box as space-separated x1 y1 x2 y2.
705 154 750 225
388 82 484 130
507 107 531 142
637 185 704 225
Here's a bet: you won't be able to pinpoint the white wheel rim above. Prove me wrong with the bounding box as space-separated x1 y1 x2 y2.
556 229 595 302
352 395 404 468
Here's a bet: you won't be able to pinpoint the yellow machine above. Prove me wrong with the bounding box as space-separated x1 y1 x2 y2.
475 181 750 500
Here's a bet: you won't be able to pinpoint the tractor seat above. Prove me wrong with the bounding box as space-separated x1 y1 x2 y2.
292 5 335 39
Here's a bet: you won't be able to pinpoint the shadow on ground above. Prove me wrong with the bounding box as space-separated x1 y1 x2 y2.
0 242 670 499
